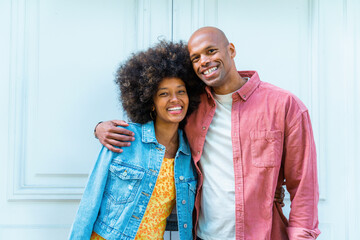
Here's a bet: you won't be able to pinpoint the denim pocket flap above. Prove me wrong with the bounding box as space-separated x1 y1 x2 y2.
110 165 144 180
188 181 197 194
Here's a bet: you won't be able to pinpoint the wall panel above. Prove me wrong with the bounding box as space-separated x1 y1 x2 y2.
8 0 132 200
1 0 360 239
343 0 360 238
6 0 173 201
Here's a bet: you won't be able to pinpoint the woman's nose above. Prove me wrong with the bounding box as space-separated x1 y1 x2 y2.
169 93 179 102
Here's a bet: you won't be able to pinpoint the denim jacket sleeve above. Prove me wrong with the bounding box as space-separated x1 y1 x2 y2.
68 146 114 239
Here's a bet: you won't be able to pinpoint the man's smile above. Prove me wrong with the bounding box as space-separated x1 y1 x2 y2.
203 67 218 75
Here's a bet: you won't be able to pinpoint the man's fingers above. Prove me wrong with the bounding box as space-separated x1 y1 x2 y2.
111 120 129 127
109 127 135 138
106 138 131 148
104 143 123 153
94 120 135 153
106 132 135 142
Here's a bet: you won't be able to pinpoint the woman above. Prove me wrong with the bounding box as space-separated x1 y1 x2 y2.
68 41 204 240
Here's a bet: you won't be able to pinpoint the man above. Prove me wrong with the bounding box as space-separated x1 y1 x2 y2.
95 27 320 239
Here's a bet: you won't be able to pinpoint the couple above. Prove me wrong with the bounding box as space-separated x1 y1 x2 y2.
70 27 320 240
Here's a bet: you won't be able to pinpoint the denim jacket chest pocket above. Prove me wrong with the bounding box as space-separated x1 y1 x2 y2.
187 180 197 213
250 130 283 168
105 162 145 204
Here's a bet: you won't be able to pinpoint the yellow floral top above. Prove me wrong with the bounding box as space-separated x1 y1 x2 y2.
90 157 176 240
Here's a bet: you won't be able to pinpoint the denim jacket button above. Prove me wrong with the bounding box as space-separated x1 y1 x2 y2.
182 200 186 204
183 223 188 228
179 176 184 181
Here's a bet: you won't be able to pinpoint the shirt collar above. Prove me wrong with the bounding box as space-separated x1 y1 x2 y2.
235 71 261 101
141 121 190 156
205 71 261 102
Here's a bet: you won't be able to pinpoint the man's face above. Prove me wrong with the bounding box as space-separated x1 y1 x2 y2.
188 30 235 89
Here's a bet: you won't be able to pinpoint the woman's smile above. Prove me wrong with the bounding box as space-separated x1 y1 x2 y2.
153 77 189 126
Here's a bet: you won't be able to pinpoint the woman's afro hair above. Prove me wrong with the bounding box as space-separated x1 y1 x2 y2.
115 40 205 127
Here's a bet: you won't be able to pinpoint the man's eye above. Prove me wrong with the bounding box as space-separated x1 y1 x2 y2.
208 49 216 53
191 57 199 62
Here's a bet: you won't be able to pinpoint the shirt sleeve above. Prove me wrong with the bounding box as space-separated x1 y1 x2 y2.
283 110 320 239
68 146 113 239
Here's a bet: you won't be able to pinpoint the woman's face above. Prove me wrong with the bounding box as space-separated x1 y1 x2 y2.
153 77 189 126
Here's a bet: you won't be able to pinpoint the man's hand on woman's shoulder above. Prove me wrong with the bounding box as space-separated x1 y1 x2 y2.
94 120 135 153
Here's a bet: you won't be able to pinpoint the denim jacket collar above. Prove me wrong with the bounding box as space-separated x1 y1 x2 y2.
141 121 190 156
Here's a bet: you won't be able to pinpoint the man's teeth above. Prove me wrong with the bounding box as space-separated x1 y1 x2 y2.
168 107 182 111
204 67 217 75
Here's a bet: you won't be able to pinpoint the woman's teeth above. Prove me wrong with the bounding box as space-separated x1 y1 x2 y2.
168 107 182 111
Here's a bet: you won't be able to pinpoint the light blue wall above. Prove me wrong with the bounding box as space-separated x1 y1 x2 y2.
0 0 359 239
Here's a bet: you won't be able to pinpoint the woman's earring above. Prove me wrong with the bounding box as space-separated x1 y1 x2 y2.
150 106 156 120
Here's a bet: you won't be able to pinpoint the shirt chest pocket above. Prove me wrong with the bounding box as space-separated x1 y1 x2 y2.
250 130 283 168
105 163 145 204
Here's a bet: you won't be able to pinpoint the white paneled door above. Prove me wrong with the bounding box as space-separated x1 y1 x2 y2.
1 0 359 239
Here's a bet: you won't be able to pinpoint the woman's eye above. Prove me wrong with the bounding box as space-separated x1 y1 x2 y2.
178 90 186 94
159 92 168 96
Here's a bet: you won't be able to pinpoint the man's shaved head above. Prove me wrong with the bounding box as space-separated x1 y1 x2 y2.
188 26 229 46
187 26 245 94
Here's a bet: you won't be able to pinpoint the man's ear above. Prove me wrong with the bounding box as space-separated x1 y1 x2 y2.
228 43 236 59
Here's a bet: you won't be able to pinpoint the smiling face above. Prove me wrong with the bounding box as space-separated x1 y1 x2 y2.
153 77 189 127
188 27 239 94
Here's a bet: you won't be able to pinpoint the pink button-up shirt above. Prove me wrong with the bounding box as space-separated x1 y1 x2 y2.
185 71 320 240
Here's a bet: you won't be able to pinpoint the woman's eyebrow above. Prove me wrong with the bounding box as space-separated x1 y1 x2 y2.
157 85 186 91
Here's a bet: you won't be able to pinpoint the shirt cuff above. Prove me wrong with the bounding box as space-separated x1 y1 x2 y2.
286 227 321 239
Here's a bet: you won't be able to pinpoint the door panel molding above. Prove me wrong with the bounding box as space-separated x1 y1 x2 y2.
7 0 85 200
7 0 174 201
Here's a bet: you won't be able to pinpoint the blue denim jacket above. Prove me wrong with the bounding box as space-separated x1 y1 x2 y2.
69 121 197 240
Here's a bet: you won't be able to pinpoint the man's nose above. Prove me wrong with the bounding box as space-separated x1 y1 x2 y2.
200 55 210 66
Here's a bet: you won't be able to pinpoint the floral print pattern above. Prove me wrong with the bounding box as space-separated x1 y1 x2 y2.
90 157 176 240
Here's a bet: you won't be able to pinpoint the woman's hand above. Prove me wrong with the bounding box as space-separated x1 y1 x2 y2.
274 186 285 207
95 120 135 153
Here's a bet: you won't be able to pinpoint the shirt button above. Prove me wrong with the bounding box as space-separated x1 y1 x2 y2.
179 176 184 181
202 126 206 130
197 151 200 155
182 200 186 204
183 223 188 228
243 95 246 98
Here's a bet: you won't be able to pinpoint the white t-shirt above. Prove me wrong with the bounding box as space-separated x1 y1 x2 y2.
197 91 236 240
